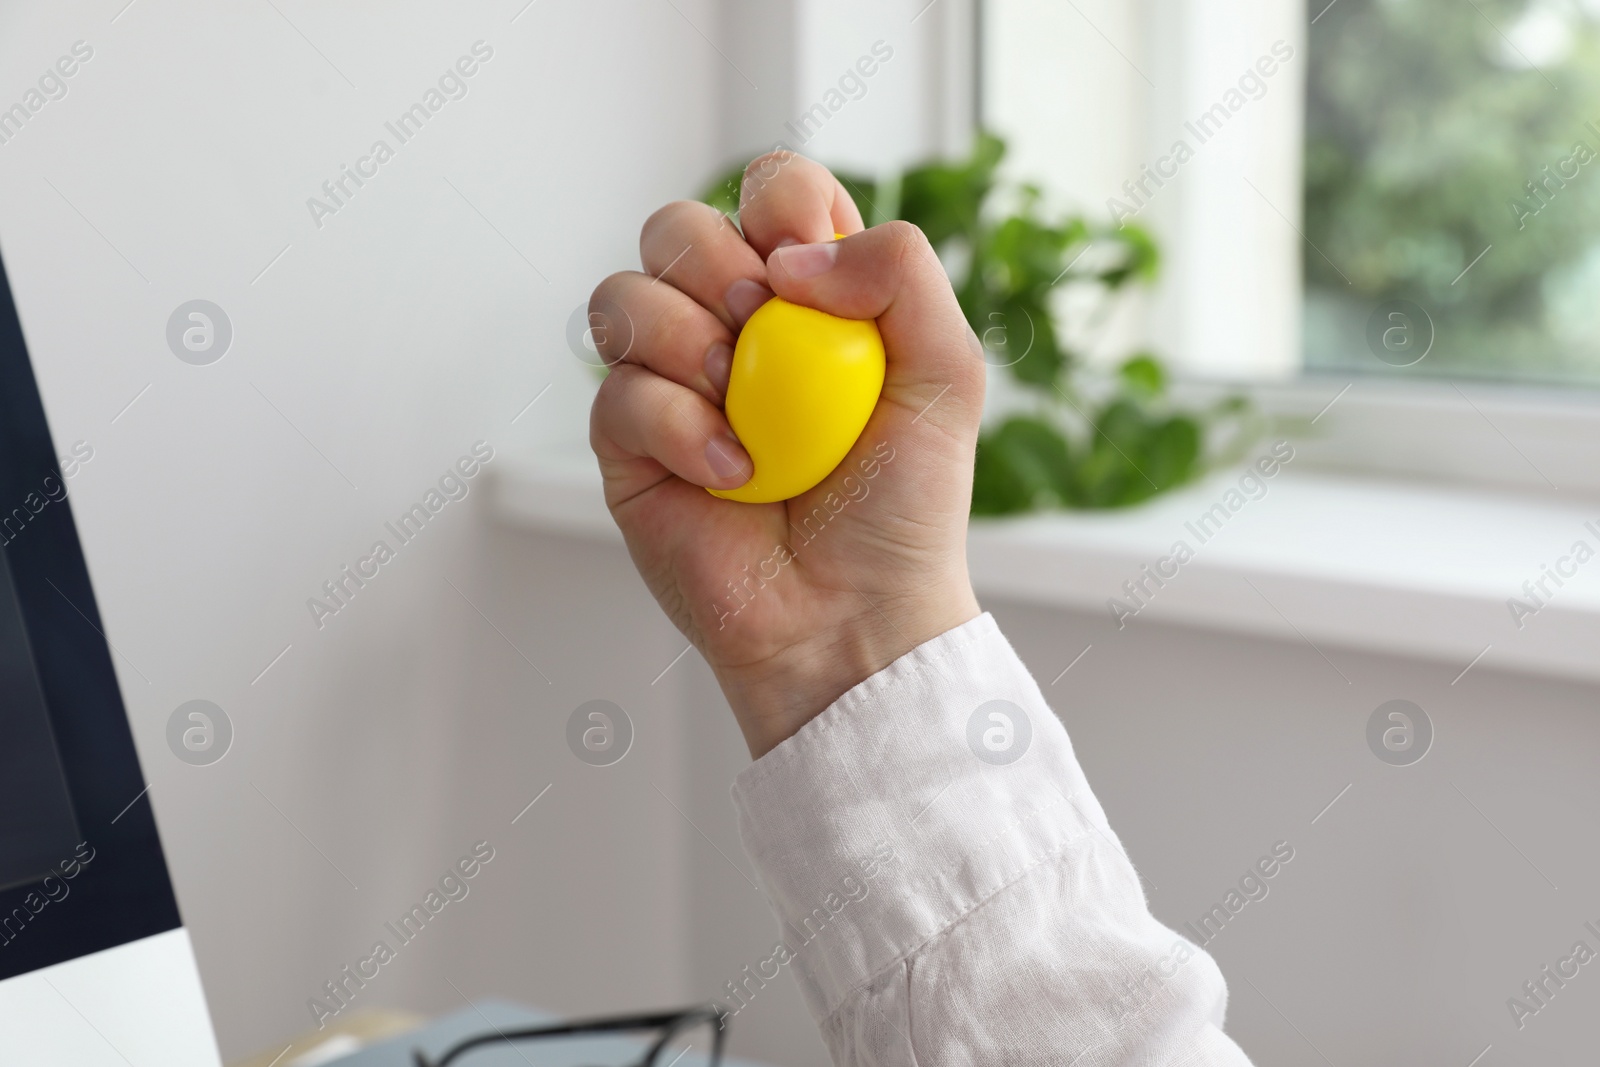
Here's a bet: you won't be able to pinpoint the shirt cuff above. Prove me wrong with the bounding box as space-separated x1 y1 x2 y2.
730 612 1121 1021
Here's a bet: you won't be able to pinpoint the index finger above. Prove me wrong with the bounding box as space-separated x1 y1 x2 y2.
738 151 866 260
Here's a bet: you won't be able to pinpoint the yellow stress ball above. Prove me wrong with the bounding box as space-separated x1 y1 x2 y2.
709 296 886 504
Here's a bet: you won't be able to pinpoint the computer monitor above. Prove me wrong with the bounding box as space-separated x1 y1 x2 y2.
0 245 222 1064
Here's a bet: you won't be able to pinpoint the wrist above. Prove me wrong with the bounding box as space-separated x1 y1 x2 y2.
717 587 981 759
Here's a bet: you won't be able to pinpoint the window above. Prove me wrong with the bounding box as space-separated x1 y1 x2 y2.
982 1 1308 381
981 0 1600 495
1305 0 1600 386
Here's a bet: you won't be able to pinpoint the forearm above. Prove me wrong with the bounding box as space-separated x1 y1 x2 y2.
730 614 1255 1066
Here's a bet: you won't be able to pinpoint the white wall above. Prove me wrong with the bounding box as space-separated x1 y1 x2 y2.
717 0 974 175
0 0 720 1059
990 595 1600 1064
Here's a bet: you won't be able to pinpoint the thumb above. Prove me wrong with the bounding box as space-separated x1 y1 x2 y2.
765 221 984 436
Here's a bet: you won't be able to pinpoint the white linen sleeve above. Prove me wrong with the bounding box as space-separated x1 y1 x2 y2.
729 613 1254 1066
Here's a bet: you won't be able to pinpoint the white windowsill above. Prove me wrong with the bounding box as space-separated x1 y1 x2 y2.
492 453 1600 687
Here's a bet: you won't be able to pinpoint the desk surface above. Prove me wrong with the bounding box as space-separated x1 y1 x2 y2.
231 1010 423 1067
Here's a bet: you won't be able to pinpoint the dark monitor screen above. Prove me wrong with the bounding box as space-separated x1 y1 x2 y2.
0 547 79 892
0 244 182 981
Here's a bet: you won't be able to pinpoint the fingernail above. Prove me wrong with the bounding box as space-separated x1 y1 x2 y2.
773 241 839 279
704 341 733 397
706 435 750 485
774 237 800 249
725 278 773 326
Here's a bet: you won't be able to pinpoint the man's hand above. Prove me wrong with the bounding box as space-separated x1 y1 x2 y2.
587 152 984 758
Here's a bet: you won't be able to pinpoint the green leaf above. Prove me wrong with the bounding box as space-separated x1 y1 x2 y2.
1004 311 1066 387
1141 416 1202 490
1075 400 1204 507
834 173 885 226
1211 394 1251 416
986 214 1077 292
997 416 1074 500
1072 444 1135 507
971 435 1035 516
972 293 1065 388
1093 222 1161 287
1092 398 1150 452
699 163 747 216
971 415 1073 514
1118 352 1167 398
900 132 1006 248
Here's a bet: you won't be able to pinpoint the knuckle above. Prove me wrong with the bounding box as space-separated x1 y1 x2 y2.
587 275 643 366
650 295 708 353
640 200 702 247
592 365 655 441
646 385 700 453
740 150 818 208
742 149 801 184
881 220 924 281
884 219 931 256
590 363 624 412
639 203 673 245
742 150 784 180
588 372 620 445
587 271 633 314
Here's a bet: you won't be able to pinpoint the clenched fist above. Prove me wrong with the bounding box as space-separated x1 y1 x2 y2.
588 152 985 757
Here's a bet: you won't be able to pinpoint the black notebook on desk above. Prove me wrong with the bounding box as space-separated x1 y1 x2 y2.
327 1000 765 1066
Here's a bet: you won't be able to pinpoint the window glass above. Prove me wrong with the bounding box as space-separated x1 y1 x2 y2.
1304 0 1600 384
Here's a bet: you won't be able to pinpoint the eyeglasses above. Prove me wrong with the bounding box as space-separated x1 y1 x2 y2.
413 1004 726 1067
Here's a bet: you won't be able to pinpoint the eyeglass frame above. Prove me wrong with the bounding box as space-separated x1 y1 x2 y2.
412 1003 728 1067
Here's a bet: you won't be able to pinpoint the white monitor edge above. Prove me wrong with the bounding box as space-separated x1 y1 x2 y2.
0 926 222 1066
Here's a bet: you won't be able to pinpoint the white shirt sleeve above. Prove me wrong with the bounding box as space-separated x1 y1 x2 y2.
729 613 1254 1066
